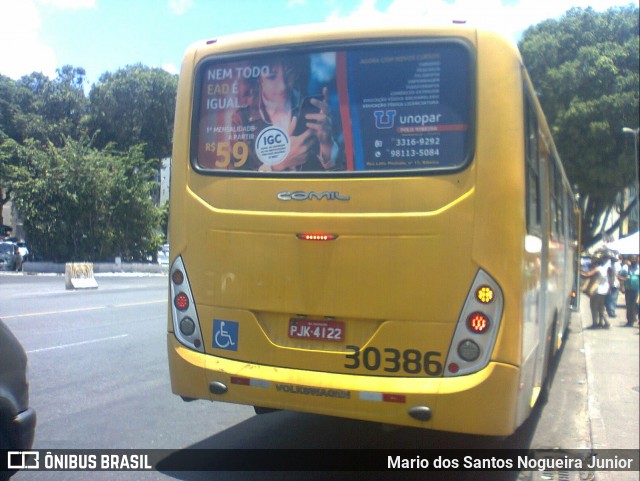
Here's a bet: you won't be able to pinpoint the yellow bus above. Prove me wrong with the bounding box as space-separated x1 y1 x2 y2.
167 23 580 436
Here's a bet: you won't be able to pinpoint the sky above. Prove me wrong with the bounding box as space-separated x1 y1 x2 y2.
1 0 638 87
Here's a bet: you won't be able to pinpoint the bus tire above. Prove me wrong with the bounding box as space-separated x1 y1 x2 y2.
539 316 558 404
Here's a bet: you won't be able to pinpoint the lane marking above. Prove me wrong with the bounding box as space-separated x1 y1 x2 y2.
1 299 165 320
114 300 166 308
3 306 106 319
27 334 129 353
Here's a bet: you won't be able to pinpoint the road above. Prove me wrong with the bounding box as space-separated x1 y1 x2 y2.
1 274 251 480
0 273 629 480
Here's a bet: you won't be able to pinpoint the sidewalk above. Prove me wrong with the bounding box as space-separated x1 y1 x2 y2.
579 293 639 481
21 260 168 274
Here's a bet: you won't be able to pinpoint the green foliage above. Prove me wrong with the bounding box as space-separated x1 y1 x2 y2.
0 67 88 145
2 7 635 256
87 64 178 163
0 75 30 142
519 5 640 245
1 68 86 228
5 137 161 262
159 200 169 240
0 64 176 261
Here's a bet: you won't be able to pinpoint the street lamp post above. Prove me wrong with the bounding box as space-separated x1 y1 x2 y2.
622 127 639 232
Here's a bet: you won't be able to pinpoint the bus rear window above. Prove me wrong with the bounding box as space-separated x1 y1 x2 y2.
192 41 473 175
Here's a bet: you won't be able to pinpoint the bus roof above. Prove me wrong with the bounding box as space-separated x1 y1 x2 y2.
183 22 518 61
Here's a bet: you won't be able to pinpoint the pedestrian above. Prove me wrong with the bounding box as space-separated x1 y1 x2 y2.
605 255 621 317
581 256 611 329
618 255 639 327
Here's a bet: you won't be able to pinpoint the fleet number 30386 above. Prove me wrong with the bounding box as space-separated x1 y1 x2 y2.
344 345 444 376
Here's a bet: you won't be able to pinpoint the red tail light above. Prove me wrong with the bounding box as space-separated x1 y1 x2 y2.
170 256 204 353
174 292 189 311
467 312 490 334
296 233 338 241
445 270 503 377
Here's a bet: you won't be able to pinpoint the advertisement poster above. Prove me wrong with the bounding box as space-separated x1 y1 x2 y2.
195 43 470 173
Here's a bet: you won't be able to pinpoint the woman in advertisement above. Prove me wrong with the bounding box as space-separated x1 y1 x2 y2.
231 57 340 172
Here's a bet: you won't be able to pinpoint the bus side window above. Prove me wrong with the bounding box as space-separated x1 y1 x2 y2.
548 154 558 240
525 91 541 236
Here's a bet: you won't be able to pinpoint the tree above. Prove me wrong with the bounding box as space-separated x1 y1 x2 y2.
0 132 19 230
0 74 29 142
1 64 174 260
87 64 177 163
519 5 639 247
12 66 88 145
1 67 88 235
6 136 161 262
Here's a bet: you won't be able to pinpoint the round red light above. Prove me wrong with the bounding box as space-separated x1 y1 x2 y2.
467 312 490 333
174 293 189 311
448 363 459 374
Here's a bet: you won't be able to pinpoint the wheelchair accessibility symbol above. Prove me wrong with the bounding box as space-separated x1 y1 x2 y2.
213 319 239 351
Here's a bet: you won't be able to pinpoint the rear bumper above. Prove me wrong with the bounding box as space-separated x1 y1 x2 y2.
168 334 520 436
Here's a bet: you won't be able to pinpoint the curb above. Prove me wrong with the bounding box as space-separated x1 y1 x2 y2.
21 261 169 275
